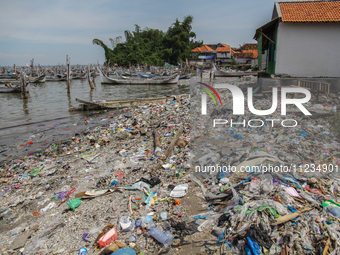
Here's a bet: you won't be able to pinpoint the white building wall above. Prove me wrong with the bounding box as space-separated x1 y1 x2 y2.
275 22 340 77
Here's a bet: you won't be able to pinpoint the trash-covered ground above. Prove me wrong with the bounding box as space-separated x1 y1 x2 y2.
1 73 340 255
190 79 340 254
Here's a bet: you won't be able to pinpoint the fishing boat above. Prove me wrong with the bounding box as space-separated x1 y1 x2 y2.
179 73 192 79
72 94 189 111
30 74 46 83
72 73 87 79
46 74 67 82
138 73 157 78
0 86 21 93
98 68 179 85
213 64 258 77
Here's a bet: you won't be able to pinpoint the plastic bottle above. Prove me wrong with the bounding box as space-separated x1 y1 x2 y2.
159 211 169 221
98 227 118 248
118 216 135 232
78 248 87 255
149 228 172 247
164 230 173 241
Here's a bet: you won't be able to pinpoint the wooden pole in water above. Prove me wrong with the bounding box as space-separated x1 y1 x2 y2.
30 58 34 77
66 55 70 94
20 72 28 99
88 64 94 89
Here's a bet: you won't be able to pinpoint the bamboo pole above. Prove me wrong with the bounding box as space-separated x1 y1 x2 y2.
20 72 28 99
66 55 70 94
30 58 34 77
87 64 94 89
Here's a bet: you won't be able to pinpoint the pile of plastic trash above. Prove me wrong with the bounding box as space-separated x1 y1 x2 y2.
0 75 340 254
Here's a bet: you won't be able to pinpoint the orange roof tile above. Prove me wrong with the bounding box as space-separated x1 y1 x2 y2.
234 50 258 59
279 1 340 22
215 47 230 53
200 45 215 52
240 43 258 50
191 45 215 53
219 43 231 49
191 47 201 52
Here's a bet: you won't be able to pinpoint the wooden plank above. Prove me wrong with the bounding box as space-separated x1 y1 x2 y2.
164 126 183 160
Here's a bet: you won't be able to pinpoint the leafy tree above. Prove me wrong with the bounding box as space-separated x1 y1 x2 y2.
93 15 202 66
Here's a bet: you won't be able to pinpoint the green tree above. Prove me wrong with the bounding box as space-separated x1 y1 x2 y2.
162 15 198 64
93 15 202 66
92 39 114 64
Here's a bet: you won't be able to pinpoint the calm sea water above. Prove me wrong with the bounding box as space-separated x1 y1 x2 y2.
0 76 190 165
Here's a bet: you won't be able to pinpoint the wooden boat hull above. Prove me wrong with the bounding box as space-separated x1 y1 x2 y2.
99 68 179 85
46 78 67 82
31 75 46 83
0 87 22 93
179 73 192 79
73 94 189 111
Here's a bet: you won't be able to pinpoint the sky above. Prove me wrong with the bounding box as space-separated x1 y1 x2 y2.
0 0 280 66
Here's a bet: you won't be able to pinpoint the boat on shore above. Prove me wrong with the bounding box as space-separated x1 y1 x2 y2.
98 68 179 85
213 64 258 77
179 73 192 79
0 86 22 93
71 94 189 111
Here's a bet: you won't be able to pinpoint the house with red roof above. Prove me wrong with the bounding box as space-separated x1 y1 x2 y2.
190 43 233 65
232 44 258 65
214 43 232 65
254 1 340 77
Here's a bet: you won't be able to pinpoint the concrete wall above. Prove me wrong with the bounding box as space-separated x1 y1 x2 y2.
234 58 258 65
275 22 340 77
258 77 340 93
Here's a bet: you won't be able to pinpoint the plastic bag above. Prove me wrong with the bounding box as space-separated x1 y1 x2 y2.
260 174 274 194
223 187 240 212
170 183 188 198
246 237 261 255
248 178 261 193
300 224 312 250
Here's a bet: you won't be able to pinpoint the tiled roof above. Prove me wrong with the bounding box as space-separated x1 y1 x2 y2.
191 45 215 53
216 47 230 53
191 47 201 52
200 45 215 52
233 50 258 59
240 43 258 50
279 1 340 22
219 43 231 49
